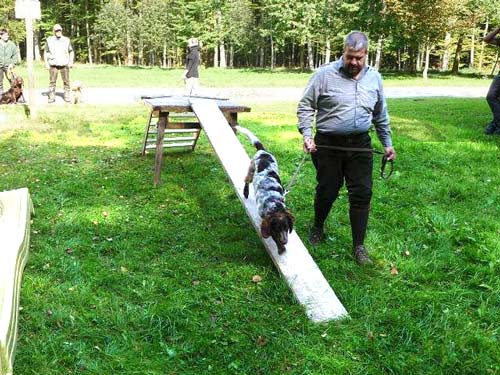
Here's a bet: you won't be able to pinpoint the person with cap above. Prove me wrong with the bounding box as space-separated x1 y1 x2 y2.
0 29 20 95
44 24 74 103
297 31 396 265
183 38 200 95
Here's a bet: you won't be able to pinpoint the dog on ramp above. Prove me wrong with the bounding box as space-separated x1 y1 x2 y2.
236 126 294 254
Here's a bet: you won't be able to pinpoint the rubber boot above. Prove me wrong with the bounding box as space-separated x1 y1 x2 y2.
48 90 55 103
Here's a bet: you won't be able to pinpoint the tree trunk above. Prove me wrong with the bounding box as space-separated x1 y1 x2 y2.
34 29 42 61
162 42 167 68
416 45 422 71
270 35 275 69
422 43 431 79
126 29 133 66
374 36 383 70
325 38 331 64
451 36 464 75
214 45 219 67
307 39 313 70
478 18 489 71
299 46 304 69
470 28 475 68
85 0 93 65
397 48 401 71
138 39 144 66
229 44 234 68
441 32 451 72
220 41 226 68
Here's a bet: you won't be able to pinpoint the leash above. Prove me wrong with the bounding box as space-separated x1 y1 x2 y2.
284 153 308 195
284 145 394 195
315 145 394 179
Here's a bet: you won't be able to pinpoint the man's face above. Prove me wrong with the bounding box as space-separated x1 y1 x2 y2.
1 33 9 42
54 29 62 37
342 48 367 77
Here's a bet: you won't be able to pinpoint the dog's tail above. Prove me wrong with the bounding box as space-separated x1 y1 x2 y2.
235 126 265 151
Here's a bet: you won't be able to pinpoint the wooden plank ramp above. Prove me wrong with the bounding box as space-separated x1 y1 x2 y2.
0 188 33 375
190 99 347 322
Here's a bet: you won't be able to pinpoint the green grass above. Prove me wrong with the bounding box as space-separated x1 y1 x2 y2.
1 98 499 374
11 62 494 88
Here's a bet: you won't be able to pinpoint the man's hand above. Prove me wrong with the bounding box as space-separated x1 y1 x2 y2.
384 146 396 161
303 137 317 153
7 64 14 70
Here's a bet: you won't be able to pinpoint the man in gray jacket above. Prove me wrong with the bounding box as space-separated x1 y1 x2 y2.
297 31 396 265
0 29 20 95
44 24 74 103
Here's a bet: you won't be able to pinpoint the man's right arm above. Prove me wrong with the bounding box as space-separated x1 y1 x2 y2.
297 73 321 153
297 72 321 139
484 26 500 46
44 40 50 68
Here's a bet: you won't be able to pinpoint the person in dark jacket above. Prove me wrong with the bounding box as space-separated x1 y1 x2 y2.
183 38 200 95
484 26 500 135
0 29 20 95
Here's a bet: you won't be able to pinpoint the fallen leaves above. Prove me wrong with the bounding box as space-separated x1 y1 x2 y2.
256 336 267 346
252 275 262 283
390 264 399 276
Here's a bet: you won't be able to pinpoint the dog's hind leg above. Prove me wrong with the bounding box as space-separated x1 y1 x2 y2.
243 159 256 199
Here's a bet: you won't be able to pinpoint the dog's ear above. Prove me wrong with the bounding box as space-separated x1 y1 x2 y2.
260 218 270 238
286 209 295 233
243 183 249 199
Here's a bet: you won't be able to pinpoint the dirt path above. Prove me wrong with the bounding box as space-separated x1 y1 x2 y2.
27 85 490 105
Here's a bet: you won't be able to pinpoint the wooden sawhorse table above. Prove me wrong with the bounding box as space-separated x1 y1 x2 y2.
142 96 250 185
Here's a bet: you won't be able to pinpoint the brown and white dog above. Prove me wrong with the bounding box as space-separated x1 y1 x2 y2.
237 126 294 254
71 80 83 104
0 74 23 105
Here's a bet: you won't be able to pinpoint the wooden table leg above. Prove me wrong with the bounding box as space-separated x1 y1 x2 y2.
224 112 238 132
154 111 168 186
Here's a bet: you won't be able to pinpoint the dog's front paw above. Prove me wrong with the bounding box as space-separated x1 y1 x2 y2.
243 184 249 199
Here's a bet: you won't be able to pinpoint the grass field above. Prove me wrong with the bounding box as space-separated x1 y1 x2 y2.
1 97 499 374
11 62 495 88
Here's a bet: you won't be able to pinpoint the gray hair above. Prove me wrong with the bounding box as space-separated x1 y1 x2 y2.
344 31 369 51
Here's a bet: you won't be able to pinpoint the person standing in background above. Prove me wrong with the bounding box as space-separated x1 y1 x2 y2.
44 24 74 103
0 29 19 95
183 38 200 96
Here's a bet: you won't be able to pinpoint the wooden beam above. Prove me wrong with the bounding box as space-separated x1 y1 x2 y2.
190 99 347 322
0 188 33 375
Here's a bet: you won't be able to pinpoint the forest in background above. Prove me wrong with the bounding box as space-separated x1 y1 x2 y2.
1 0 500 77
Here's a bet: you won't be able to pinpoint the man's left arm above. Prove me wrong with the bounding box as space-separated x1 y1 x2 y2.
68 40 75 67
373 76 396 160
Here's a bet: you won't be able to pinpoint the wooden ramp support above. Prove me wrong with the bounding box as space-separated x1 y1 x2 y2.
190 99 348 322
0 188 33 375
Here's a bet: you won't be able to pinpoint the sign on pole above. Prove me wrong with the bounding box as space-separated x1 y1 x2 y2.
15 0 41 118
15 0 41 20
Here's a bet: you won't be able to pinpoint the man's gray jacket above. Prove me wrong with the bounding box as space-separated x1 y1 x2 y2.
44 35 74 67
